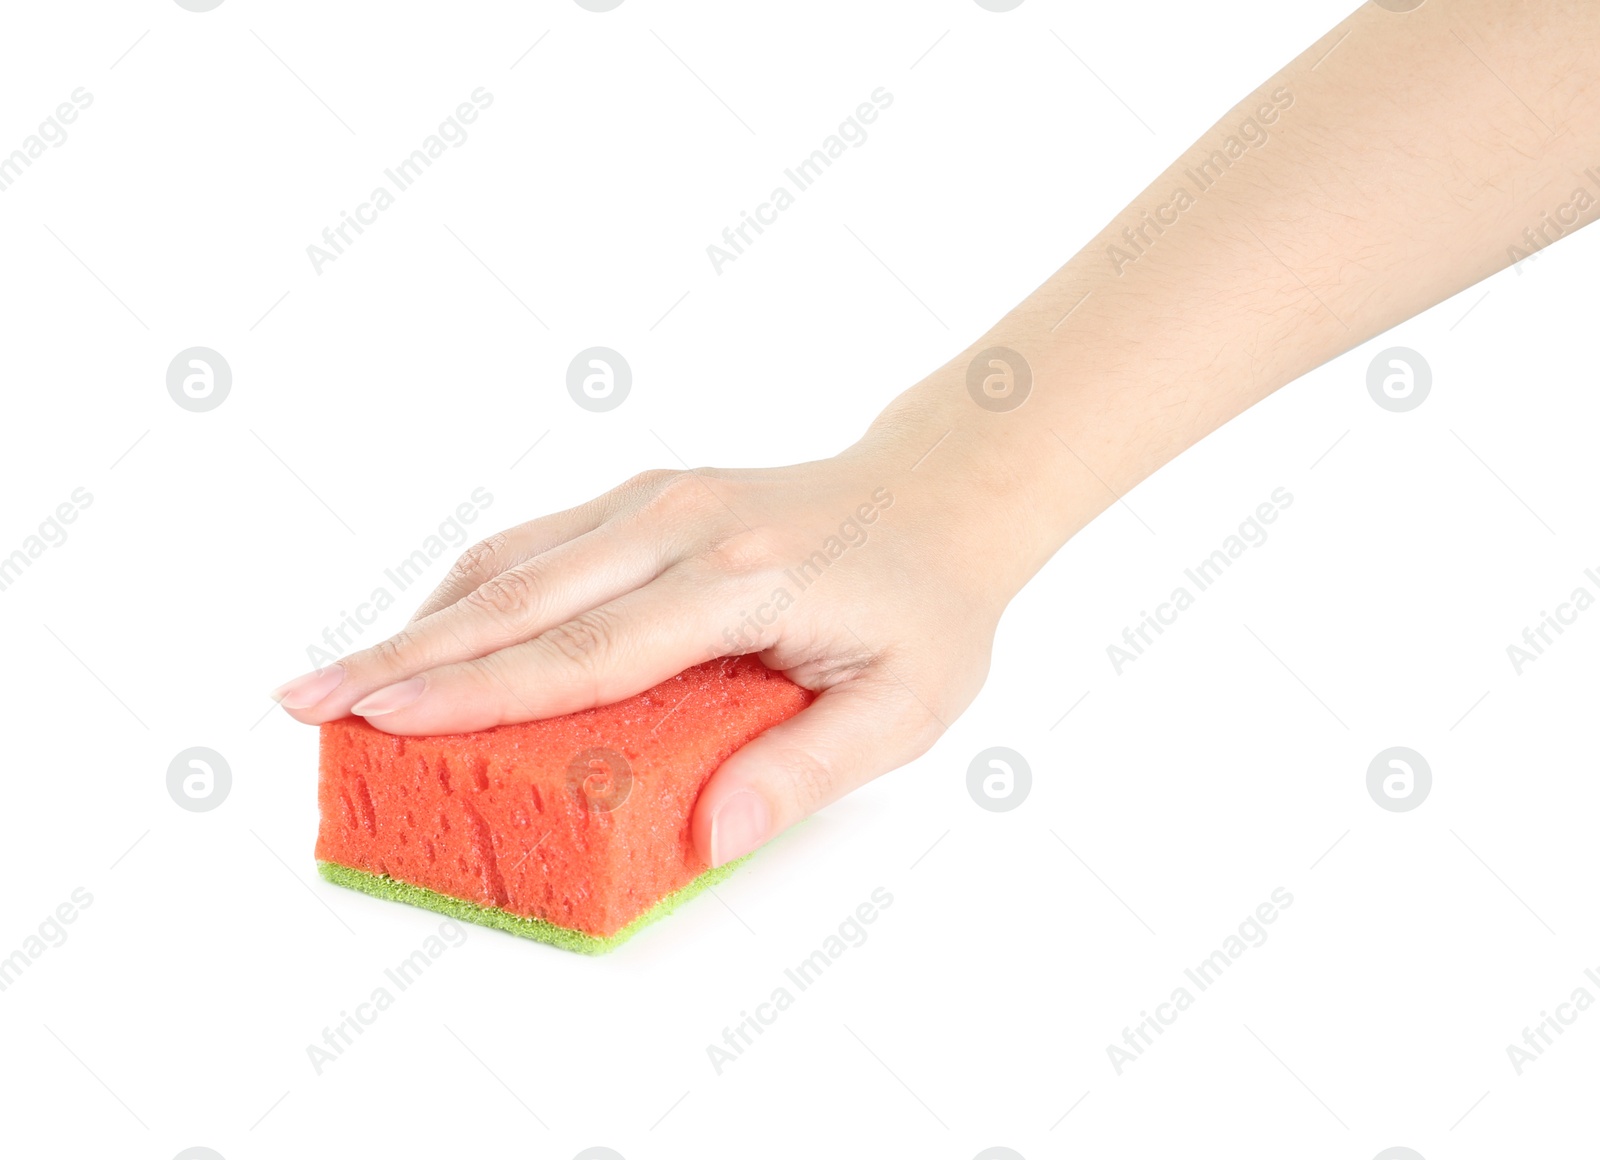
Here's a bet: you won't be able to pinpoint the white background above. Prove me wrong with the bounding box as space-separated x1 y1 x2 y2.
2 1 1597 1157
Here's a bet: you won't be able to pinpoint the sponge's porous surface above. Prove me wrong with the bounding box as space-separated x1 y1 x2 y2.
316 656 810 951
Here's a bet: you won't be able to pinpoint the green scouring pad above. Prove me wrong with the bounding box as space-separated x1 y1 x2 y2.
317 856 749 955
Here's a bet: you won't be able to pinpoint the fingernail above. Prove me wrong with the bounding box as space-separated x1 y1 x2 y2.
350 677 427 717
710 790 770 867
270 665 345 710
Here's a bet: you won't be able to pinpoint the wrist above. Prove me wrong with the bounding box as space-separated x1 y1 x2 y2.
852 368 1108 607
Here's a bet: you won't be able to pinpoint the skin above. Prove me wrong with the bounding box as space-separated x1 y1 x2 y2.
276 0 1600 868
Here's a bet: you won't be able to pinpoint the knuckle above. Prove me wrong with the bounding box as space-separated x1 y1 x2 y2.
610 469 677 514
700 529 782 578
622 468 678 494
637 471 711 522
539 609 615 672
363 630 418 673
465 564 541 619
449 533 509 583
779 747 837 815
470 651 529 721
471 653 507 688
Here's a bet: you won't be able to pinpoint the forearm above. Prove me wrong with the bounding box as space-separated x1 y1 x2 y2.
867 0 1600 597
279 0 1600 875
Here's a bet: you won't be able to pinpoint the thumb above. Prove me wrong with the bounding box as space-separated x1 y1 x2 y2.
691 676 941 868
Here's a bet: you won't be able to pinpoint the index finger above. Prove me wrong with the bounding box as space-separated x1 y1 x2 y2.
407 502 609 624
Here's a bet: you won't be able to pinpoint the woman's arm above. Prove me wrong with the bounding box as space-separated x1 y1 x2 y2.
274 0 1600 867
881 0 1600 583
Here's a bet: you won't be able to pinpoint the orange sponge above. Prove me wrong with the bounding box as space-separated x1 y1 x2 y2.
315 656 811 952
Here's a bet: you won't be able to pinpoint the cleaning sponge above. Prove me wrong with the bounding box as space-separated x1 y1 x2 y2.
315 655 811 953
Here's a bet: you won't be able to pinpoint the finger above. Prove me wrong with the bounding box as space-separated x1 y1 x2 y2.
407 469 690 622
349 561 739 735
408 503 609 624
690 677 943 867
280 521 684 725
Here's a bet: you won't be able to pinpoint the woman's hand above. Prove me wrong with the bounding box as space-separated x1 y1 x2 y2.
272 424 1044 868
275 0 1600 877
